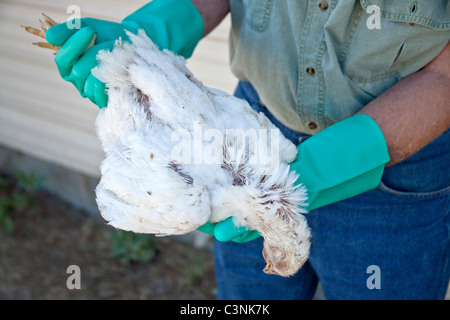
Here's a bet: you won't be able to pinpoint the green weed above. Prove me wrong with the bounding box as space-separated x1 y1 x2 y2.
0 171 44 235
108 229 157 265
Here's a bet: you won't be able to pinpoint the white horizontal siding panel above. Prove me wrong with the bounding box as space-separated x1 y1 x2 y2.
0 102 105 177
2 0 149 20
0 0 236 178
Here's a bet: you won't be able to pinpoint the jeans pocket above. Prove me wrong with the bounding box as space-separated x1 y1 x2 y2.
376 129 450 199
243 0 274 32
377 180 450 199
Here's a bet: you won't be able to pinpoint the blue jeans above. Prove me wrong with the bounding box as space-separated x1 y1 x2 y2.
214 81 450 300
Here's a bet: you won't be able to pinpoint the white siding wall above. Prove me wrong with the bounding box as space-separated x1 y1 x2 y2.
0 0 237 177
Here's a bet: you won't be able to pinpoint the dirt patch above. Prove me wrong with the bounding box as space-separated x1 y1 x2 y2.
0 174 216 300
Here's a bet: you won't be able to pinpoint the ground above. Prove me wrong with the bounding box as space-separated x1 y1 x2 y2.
1 172 448 300
0 173 216 300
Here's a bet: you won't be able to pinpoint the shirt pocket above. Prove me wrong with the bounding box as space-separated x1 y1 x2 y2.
339 0 450 98
242 0 274 32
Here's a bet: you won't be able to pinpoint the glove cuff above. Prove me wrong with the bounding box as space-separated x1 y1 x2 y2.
292 114 390 210
122 0 204 58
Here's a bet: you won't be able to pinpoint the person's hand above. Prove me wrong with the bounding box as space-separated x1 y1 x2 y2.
46 19 137 108
198 218 260 243
45 0 204 108
289 114 390 211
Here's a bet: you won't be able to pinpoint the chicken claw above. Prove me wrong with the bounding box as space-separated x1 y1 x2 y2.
22 13 96 54
22 13 60 53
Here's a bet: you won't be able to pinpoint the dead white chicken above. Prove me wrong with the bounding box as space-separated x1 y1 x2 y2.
24 16 311 277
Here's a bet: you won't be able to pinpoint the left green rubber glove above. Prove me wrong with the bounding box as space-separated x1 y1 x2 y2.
198 218 261 243
45 0 204 108
200 114 390 242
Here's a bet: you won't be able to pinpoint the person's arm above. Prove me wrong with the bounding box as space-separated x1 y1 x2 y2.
357 42 450 167
191 0 230 37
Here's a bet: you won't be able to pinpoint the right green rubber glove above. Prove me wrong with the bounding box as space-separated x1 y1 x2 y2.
290 114 390 211
45 0 204 108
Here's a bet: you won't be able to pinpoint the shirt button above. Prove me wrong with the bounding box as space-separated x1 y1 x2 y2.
306 67 315 75
319 1 329 10
308 122 318 130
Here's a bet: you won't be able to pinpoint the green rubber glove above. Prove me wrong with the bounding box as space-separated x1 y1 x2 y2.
199 114 390 242
121 0 204 59
45 0 204 108
290 114 390 211
198 218 260 243
46 19 135 108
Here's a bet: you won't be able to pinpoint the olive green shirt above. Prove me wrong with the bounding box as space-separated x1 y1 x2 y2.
228 0 450 134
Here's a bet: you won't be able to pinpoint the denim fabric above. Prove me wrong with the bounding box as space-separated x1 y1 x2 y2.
214 81 450 300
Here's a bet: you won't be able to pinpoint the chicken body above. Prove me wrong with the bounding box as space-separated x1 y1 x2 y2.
94 31 311 277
